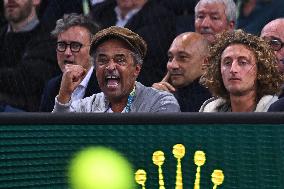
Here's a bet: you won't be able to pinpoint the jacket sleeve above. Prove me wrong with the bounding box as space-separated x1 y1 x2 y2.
150 92 180 112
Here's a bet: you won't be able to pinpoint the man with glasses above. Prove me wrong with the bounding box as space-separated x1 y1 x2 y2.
260 18 284 112
261 18 284 75
52 26 180 113
40 13 101 112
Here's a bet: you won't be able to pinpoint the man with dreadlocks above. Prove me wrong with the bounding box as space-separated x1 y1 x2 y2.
199 30 283 112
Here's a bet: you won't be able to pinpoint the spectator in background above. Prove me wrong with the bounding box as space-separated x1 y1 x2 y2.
261 18 284 112
0 0 59 111
53 26 180 113
261 18 284 76
40 0 87 32
153 0 236 112
0 1 7 28
90 0 176 87
194 0 236 43
40 13 101 112
152 32 211 112
236 0 284 35
200 30 283 112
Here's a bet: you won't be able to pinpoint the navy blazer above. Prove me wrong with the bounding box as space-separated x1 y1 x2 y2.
39 71 100 112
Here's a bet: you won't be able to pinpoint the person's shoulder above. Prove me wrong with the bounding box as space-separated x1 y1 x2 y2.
199 97 226 112
268 97 284 112
255 95 278 112
91 0 116 15
137 82 175 98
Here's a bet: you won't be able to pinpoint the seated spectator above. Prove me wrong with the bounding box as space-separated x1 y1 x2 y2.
236 0 284 35
40 14 101 112
260 18 284 98
152 32 211 112
199 30 283 112
90 0 176 86
52 26 180 113
40 0 85 32
194 0 236 44
0 0 59 111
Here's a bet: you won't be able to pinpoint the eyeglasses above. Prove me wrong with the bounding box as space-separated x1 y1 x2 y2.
268 39 284 51
56 41 83 53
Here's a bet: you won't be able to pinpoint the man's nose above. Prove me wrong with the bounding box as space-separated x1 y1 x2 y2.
230 61 239 73
64 46 73 56
106 58 116 70
201 16 211 27
167 58 179 70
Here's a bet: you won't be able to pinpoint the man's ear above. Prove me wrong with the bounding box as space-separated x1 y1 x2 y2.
134 64 141 77
201 57 209 71
228 21 235 31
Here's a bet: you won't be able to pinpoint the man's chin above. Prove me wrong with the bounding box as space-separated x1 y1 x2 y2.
202 34 215 43
171 80 185 89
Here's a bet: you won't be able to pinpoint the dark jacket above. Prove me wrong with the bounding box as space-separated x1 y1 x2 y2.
39 71 100 112
91 0 177 86
174 79 212 112
0 23 60 111
268 97 284 112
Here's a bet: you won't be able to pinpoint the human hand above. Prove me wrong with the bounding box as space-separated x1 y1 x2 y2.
152 72 176 93
58 64 87 104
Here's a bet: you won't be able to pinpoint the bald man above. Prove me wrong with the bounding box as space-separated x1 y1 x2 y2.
261 18 284 74
263 19 284 112
152 32 212 112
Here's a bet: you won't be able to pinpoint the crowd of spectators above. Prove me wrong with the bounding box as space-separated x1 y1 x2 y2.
1 0 284 112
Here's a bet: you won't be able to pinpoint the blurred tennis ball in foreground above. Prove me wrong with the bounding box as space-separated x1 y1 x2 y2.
68 146 134 189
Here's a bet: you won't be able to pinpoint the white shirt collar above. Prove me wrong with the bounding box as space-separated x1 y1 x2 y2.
80 66 94 88
114 6 141 27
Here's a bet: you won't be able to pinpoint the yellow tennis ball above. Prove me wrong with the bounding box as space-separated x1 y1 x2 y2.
68 146 134 189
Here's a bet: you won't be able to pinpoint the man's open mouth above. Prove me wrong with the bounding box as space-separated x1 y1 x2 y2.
105 75 120 88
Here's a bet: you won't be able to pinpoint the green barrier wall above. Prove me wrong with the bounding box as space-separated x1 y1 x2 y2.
0 113 284 189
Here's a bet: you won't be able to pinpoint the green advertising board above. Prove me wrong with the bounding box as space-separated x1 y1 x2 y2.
0 113 284 189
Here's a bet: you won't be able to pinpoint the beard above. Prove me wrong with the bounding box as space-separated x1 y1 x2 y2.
4 0 33 24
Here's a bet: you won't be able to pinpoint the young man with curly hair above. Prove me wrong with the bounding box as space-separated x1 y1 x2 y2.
199 30 283 112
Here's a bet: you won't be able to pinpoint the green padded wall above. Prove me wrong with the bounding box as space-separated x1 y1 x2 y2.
0 123 284 189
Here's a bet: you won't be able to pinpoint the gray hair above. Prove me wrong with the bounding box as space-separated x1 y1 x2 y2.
131 52 143 65
51 13 100 41
195 0 237 24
